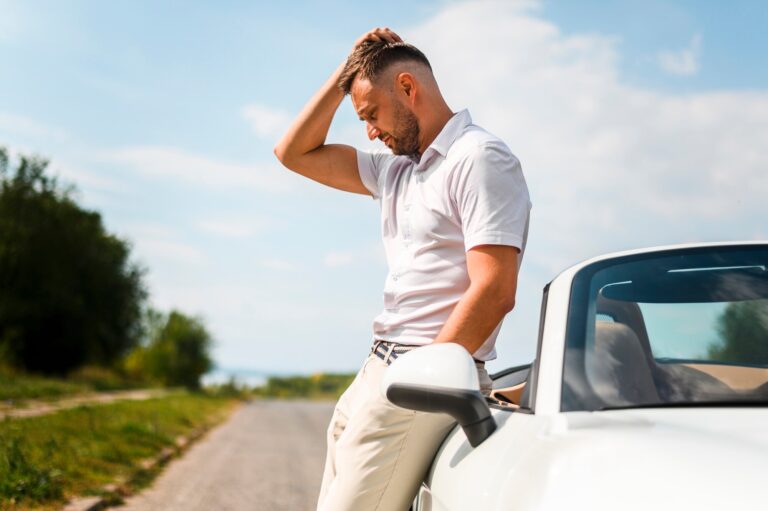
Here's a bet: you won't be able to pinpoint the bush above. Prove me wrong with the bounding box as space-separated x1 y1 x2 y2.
124 310 214 390
67 365 148 391
204 376 251 399
254 373 355 399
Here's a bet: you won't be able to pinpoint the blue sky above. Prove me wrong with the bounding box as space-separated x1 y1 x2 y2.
2 0 767 375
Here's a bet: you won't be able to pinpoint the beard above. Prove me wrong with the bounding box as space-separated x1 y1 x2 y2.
386 101 421 159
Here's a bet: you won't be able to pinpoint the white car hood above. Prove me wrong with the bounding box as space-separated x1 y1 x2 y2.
426 407 768 511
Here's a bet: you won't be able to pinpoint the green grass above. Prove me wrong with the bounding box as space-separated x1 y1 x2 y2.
0 365 153 405
0 392 239 510
0 369 91 403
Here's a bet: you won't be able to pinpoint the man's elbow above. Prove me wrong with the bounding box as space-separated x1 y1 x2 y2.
500 294 516 314
474 279 517 314
273 144 288 165
496 281 517 314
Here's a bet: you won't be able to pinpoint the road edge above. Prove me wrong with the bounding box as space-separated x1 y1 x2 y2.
59 400 244 511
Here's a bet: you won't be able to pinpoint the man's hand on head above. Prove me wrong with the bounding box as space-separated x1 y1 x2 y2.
352 27 402 52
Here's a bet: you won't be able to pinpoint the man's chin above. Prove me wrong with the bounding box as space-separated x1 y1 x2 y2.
389 144 410 157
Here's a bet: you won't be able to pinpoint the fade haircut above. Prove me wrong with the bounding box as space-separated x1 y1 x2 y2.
338 41 432 95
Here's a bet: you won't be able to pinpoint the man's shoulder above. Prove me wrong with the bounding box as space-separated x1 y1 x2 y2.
448 124 515 162
359 147 412 172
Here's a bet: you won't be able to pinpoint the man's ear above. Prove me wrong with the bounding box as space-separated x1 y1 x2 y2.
396 72 416 103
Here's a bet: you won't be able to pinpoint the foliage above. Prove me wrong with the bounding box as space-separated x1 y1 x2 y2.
253 372 355 400
0 147 146 375
0 393 238 509
66 365 148 392
708 299 768 364
125 310 214 390
203 376 253 399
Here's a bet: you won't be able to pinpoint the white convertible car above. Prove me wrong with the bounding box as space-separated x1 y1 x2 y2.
383 241 768 511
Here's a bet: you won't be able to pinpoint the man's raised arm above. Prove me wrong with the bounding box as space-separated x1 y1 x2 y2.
273 28 401 195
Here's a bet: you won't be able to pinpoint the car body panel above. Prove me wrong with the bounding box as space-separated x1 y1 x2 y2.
410 241 768 511
417 408 768 511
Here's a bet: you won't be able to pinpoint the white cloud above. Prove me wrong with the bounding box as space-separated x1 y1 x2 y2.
106 145 295 192
0 112 69 142
409 2 767 273
138 238 206 266
242 103 292 141
54 161 125 194
0 143 129 211
122 223 206 266
658 34 702 76
198 219 266 239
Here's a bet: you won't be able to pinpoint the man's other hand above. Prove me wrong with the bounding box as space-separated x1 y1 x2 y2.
352 27 402 52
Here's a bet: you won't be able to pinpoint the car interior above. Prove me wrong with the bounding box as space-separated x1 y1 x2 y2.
590 293 768 406
488 364 531 409
486 292 768 412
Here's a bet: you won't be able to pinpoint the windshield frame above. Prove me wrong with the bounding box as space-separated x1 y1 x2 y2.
560 243 768 412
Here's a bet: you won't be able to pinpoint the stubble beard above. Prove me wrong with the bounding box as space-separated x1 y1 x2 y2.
389 101 421 159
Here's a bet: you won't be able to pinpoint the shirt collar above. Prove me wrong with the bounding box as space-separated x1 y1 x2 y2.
414 109 472 170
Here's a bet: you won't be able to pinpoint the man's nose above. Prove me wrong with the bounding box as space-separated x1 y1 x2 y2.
366 122 380 141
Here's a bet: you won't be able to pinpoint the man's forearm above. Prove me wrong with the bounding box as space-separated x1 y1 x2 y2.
273 28 402 194
432 282 515 354
433 246 519 354
273 61 346 165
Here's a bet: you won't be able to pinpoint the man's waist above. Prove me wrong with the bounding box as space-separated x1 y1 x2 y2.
371 339 485 366
372 313 501 362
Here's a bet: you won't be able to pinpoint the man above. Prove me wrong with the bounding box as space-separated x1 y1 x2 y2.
274 27 531 511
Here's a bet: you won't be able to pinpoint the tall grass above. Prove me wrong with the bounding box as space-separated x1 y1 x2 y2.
0 366 90 403
0 365 151 404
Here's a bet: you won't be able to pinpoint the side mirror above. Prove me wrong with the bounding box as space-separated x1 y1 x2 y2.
381 343 496 447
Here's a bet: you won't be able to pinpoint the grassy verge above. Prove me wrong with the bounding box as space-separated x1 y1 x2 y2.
0 392 240 510
0 370 90 404
0 365 151 405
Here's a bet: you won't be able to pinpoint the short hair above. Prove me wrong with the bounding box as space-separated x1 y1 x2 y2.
338 41 432 95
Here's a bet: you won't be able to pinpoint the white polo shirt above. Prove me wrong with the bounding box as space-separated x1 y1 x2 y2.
357 109 531 361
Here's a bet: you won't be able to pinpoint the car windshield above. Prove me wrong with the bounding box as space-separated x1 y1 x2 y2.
561 245 768 412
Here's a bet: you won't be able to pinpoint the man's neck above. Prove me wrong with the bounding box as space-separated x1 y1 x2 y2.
417 103 454 156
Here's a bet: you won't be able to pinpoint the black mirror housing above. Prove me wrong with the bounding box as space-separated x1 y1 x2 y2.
386 383 497 447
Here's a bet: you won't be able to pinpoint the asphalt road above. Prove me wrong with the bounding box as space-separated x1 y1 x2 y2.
116 399 334 511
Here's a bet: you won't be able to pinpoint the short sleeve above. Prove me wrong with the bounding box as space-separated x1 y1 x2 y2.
453 143 531 252
357 149 391 200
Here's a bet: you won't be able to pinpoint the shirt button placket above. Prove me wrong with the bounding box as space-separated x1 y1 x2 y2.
403 203 412 247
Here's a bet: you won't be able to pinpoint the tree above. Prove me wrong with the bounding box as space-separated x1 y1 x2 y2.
136 310 214 390
708 300 768 364
0 147 146 374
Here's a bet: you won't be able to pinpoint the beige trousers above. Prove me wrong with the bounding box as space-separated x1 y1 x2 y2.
317 351 492 511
